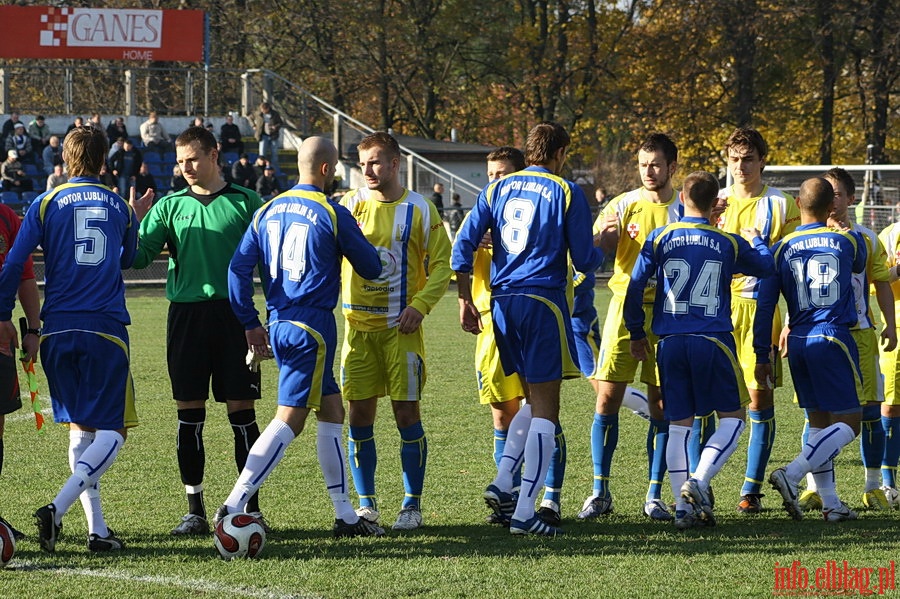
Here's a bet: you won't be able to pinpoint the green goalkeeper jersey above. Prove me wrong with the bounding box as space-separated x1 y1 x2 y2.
133 183 263 302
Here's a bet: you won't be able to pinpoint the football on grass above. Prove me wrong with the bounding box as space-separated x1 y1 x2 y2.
214 513 266 560
0 520 16 568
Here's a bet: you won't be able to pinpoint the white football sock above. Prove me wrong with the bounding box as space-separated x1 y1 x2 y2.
493 403 531 491
804 427 822 492
53 430 124 524
225 419 295 513
68 430 108 537
512 417 554 522
317 421 356 523
667 425 690 510
811 459 839 510
693 418 745 485
785 422 856 484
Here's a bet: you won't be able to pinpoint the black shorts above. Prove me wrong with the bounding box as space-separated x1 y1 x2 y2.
0 351 23 416
167 300 262 402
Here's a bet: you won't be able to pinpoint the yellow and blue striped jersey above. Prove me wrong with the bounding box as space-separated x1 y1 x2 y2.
341 187 453 332
878 222 900 311
595 188 681 301
850 222 889 331
718 184 800 299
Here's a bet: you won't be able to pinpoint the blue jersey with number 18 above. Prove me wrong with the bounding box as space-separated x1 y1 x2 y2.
753 223 866 359
624 217 775 339
451 166 603 289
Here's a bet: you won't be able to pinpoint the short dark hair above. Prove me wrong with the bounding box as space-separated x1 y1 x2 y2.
525 122 569 166
640 133 678 164
725 127 768 161
176 126 217 154
486 146 525 171
358 131 401 159
682 171 720 212
824 167 855 197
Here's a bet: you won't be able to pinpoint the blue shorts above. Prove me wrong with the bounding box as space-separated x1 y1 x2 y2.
787 324 862 413
270 310 339 410
491 287 581 384
657 333 748 421
40 316 137 430
572 310 601 378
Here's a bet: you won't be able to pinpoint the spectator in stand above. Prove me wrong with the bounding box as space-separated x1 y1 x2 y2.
106 117 129 147
66 116 84 136
447 193 464 236
89 113 104 131
98 163 118 193
219 113 244 156
140 111 171 156
231 153 256 189
2 150 33 193
431 183 444 213
253 102 282 170
46 163 68 191
252 155 268 182
28 115 51 151
255 164 281 200
1 112 23 146
108 137 126 167
5 122 32 164
189 116 205 129
42 135 64 176
134 162 157 197
110 138 143 199
170 164 188 193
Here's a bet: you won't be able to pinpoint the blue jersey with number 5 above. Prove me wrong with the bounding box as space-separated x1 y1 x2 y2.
0 177 138 324
624 217 774 339
451 166 603 290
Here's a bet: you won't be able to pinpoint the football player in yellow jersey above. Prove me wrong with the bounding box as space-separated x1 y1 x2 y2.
340 132 453 531
578 133 682 522
716 127 801 514
796 168 897 515
877 213 900 509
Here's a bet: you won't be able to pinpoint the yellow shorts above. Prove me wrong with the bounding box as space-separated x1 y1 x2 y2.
593 295 659 386
853 327 883 404
340 326 426 401
879 328 900 406
732 298 783 390
474 311 526 405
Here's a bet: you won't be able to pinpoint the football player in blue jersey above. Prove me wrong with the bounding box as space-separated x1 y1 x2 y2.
0 126 141 552
216 137 385 538
624 170 774 529
760 177 867 522
453 122 607 536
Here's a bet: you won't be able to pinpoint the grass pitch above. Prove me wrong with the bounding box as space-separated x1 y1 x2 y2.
1 284 898 598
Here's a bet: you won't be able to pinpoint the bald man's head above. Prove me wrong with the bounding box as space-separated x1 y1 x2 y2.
797 177 834 219
297 136 339 188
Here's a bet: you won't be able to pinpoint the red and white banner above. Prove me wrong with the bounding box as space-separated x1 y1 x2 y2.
0 6 204 62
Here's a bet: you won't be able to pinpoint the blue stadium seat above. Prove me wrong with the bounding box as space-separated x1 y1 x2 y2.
223 151 239 165
21 191 39 207
23 163 40 177
163 151 177 164
143 152 161 164
149 163 167 177
0 191 19 205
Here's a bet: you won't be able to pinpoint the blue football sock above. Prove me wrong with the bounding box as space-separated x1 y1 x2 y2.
348 424 377 510
399 421 427 510
591 413 618 499
688 411 716 475
646 418 668 501
861 405 885 489
493 428 507 470
542 423 566 505
741 407 775 496
883 416 900 488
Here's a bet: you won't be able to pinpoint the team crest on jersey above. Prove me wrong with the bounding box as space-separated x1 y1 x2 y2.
626 223 639 239
394 223 409 241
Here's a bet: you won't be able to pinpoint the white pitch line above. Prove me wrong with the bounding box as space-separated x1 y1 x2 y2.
13 560 323 599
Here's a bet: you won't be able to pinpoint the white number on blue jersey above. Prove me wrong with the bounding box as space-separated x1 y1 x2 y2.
266 220 310 282
74 206 108 266
789 253 839 309
663 258 722 316
500 198 535 255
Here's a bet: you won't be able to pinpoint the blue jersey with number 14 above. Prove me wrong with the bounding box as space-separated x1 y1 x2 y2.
229 184 382 329
624 217 774 339
451 166 603 289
